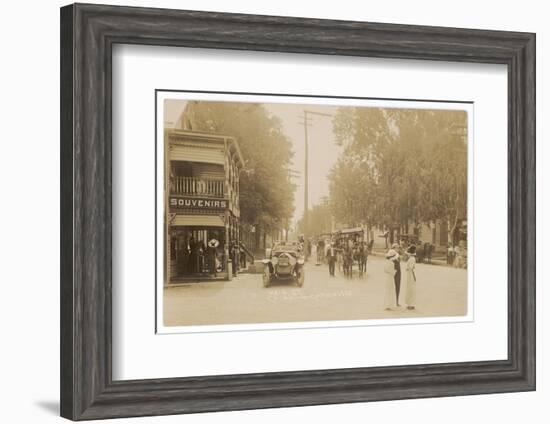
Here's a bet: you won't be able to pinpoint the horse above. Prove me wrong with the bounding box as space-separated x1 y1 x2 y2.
342 246 354 278
356 245 368 275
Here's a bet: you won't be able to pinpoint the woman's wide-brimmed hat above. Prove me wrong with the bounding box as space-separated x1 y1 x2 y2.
386 249 398 258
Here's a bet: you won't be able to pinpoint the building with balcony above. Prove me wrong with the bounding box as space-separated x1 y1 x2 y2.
164 129 244 283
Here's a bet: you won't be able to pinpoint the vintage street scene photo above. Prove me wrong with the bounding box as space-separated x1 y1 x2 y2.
160 94 469 329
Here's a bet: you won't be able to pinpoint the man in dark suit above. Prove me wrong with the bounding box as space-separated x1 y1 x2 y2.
392 243 402 306
326 243 337 276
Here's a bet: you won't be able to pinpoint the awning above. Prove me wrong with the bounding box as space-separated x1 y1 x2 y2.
171 214 225 227
170 144 225 165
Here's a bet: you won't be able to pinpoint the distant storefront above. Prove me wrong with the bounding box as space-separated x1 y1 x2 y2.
164 129 244 284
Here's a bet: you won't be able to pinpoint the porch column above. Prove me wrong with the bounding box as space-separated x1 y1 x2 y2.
225 210 231 280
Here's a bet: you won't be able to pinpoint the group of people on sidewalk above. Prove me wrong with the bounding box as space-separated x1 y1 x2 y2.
447 241 467 268
384 243 417 311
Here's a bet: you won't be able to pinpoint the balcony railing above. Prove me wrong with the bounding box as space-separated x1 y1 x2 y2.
171 177 225 198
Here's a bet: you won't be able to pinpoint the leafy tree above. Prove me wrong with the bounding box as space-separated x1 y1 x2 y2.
329 106 467 244
183 101 296 244
297 198 332 236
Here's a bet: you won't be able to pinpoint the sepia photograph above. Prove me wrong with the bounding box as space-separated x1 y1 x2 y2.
158 92 470 330
53 3 536 420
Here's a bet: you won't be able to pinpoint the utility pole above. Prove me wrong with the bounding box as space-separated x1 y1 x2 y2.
287 168 301 241
298 109 332 238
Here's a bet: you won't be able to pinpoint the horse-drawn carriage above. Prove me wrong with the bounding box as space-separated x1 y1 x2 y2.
331 228 370 278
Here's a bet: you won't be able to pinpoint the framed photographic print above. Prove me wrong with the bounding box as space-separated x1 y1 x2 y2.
60 3 536 421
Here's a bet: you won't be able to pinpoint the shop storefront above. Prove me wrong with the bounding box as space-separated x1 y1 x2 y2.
168 208 228 278
164 129 244 284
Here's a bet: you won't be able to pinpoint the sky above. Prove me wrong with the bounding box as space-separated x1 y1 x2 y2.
263 103 342 225
164 99 343 225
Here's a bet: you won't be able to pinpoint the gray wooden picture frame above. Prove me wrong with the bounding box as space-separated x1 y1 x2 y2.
60 3 536 421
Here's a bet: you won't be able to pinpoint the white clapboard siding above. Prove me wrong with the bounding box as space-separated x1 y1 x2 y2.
172 214 225 227
170 144 225 165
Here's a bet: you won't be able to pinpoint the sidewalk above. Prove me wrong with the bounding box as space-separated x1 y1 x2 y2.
238 259 265 274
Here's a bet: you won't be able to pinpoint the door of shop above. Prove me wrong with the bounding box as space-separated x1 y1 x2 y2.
170 226 226 279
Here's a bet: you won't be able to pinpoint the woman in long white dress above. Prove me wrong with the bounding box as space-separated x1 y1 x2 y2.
384 250 398 310
405 245 417 310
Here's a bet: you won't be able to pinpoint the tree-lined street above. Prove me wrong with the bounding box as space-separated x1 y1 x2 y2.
164 258 467 327
163 100 469 326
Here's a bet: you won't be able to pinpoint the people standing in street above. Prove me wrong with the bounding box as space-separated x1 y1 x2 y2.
312 241 319 266
239 244 247 269
343 244 353 278
197 240 206 273
207 238 219 275
381 230 389 249
177 236 189 276
384 250 398 310
424 242 433 264
358 242 368 274
189 236 197 273
317 239 325 264
326 243 337 276
447 242 455 265
391 243 402 306
336 240 343 273
405 245 417 310
231 242 239 276
453 241 467 268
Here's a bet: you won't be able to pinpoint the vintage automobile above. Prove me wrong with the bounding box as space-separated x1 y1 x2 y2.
262 241 305 288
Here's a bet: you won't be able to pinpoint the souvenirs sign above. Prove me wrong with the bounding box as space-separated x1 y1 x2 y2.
169 196 228 210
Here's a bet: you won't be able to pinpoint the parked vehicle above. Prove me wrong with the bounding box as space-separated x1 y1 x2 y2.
262 241 305 288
